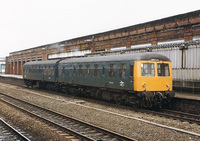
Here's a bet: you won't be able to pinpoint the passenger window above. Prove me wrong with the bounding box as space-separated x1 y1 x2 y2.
119 64 126 78
78 65 83 76
51 67 54 75
108 64 115 78
102 65 105 76
59 67 62 76
62 67 65 75
141 63 155 76
157 63 170 76
42 67 44 74
48 67 51 75
35 66 37 73
39 66 41 73
93 64 99 77
43 67 46 75
69 65 73 76
86 65 91 76
73 67 76 75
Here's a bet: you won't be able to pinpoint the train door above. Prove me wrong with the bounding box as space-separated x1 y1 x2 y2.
104 63 108 88
128 61 134 90
89 63 100 87
72 64 77 84
107 62 117 89
100 63 106 87
117 62 130 90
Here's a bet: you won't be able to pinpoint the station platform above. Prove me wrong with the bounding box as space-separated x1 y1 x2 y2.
0 73 200 101
0 74 22 79
175 92 200 101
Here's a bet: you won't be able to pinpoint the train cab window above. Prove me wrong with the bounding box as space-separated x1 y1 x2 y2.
78 65 83 76
141 63 155 77
108 64 116 78
93 64 99 77
118 64 126 78
157 63 170 76
86 65 91 76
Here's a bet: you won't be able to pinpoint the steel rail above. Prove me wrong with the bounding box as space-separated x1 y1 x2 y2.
0 118 31 141
0 95 95 141
161 109 200 124
0 92 136 141
135 108 200 125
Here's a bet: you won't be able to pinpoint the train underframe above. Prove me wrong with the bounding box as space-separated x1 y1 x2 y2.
24 79 175 109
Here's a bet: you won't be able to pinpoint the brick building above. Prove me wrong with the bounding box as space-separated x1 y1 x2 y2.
6 10 200 75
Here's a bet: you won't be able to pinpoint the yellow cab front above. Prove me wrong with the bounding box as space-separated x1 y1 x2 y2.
134 60 173 92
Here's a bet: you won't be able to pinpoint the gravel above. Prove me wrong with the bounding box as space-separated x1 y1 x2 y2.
0 101 69 141
0 82 200 141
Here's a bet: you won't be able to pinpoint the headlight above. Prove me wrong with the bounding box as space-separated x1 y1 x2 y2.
166 83 169 87
142 83 146 88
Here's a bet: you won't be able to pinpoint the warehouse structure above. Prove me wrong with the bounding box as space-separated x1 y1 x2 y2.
5 10 200 91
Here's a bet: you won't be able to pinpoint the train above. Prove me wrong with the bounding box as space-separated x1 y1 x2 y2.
23 52 175 108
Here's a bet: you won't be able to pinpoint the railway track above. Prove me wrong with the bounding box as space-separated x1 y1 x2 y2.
161 109 200 125
135 108 200 125
0 118 30 141
0 92 136 141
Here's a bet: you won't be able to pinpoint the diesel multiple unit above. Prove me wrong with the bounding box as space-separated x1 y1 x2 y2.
23 52 175 108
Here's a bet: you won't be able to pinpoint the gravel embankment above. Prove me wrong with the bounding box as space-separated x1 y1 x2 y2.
0 82 200 141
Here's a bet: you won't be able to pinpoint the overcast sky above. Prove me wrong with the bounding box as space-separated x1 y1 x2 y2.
0 0 199 57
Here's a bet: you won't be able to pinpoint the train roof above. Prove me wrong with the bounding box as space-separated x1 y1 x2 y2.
60 52 170 64
24 59 60 66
